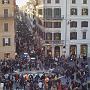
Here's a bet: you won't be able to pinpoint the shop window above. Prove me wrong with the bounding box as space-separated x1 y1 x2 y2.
80 45 87 57
70 45 77 55
54 46 60 57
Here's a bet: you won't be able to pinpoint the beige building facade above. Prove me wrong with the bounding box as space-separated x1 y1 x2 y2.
0 0 16 59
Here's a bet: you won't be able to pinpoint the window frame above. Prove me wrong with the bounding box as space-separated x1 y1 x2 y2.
54 22 61 28
44 8 52 19
4 9 8 18
82 8 88 15
47 0 51 3
70 21 77 28
70 32 77 40
70 8 77 15
3 38 11 46
72 0 76 4
83 0 87 4
82 32 86 39
54 8 61 19
81 21 88 27
38 9 42 15
55 0 60 3
54 33 61 40
46 33 52 40
4 23 8 32
2 0 9 4
44 22 52 28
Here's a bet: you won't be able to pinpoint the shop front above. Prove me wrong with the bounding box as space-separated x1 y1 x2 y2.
80 44 88 57
54 46 60 57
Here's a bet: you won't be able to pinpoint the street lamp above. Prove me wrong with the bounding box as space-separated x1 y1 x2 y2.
63 0 68 55
65 0 67 47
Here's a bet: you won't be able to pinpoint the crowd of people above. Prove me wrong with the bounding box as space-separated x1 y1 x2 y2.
0 18 89 90
0 55 89 90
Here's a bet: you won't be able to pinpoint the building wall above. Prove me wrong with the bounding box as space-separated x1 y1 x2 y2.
0 0 16 59
66 0 90 57
36 0 90 58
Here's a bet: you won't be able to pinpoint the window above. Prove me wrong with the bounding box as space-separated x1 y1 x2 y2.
70 21 77 28
38 19 42 25
3 38 11 46
82 32 86 39
54 8 61 19
82 8 88 15
70 45 77 55
54 22 61 28
4 53 10 58
83 0 87 4
72 0 76 4
38 9 42 15
47 0 51 3
4 23 8 32
2 0 9 4
46 33 52 40
81 21 88 27
44 8 52 19
55 0 59 3
70 8 77 15
4 9 8 18
70 32 77 40
44 22 52 28
54 33 61 40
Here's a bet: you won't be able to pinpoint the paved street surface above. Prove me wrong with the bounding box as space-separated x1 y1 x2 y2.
0 59 90 90
0 19 90 90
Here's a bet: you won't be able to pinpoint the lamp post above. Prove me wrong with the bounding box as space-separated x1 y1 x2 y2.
63 0 68 56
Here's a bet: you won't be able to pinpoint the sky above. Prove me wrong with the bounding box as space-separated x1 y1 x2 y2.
16 0 28 7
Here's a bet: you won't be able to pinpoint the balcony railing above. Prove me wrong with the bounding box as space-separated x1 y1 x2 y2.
43 16 64 20
42 40 64 45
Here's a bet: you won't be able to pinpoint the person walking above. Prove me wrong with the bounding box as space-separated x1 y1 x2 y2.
57 80 62 90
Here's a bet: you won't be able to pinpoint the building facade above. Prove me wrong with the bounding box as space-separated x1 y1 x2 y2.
0 0 16 59
35 0 90 58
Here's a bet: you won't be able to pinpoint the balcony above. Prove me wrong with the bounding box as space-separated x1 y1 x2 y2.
42 40 64 45
43 16 64 20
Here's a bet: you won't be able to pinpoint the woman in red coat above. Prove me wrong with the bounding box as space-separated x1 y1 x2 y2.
57 80 62 90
